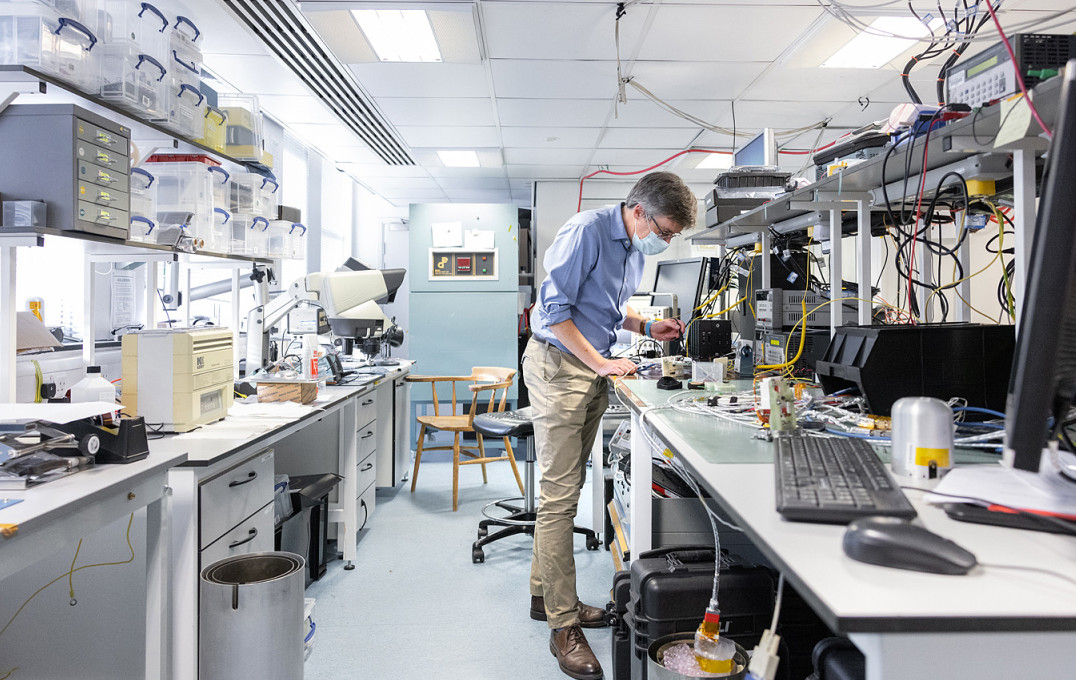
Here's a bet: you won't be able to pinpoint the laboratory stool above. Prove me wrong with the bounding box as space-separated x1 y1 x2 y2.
470 406 601 564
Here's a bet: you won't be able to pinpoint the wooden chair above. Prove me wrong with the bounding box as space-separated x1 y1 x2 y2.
406 367 524 511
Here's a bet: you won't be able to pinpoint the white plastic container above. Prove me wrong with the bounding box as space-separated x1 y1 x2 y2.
70 365 117 403
128 214 155 242
204 207 229 253
156 77 204 138
265 220 290 258
98 42 168 117
230 172 277 217
100 0 169 59
129 166 157 239
230 213 267 256
0 1 100 90
169 14 200 87
207 165 230 210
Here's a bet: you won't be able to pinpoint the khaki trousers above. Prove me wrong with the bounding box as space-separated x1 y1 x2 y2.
522 337 608 629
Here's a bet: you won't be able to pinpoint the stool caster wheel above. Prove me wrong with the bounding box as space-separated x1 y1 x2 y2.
586 536 600 551
472 548 485 564
477 527 488 538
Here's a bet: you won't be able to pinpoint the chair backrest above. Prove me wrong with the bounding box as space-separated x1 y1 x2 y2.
466 366 515 425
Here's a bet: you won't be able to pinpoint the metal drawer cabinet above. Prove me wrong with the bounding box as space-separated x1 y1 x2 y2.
199 449 274 549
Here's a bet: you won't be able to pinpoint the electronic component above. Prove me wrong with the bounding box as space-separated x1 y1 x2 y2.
759 329 829 373
945 34 1076 108
287 307 329 335
760 377 796 432
774 436 917 524
686 319 732 361
121 328 234 432
631 305 672 355
756 288 857 331
429 249 497 279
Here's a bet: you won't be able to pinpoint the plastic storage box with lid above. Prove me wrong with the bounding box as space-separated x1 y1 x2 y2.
218 93 262 162
145 157 216 249
206 206 229 252
128 166 156 241
168 13 200 84
97 41 168 117
99 0 169 61
0 0 101 91
265 220 293 258
195 105 226 153
230 172 278 218
230 213 268 256
286 223 306 261
155 76 204 138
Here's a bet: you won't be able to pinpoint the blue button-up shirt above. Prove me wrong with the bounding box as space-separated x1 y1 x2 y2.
532 204 644 357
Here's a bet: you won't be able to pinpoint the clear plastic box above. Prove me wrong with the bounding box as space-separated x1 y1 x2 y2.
229 213 268 256
230 172 278 217
206 165 229 209
169 15 200 86
156 77 205 138
265 220 291 258
205 207 229 253
0 1 100 91
129 166 157 220
100 0 169 60
196 105 227 153
146 159 214 246
2 199 47 227
287 223 306 261
219 93 262 162
98 42 168 118
128 214 155 242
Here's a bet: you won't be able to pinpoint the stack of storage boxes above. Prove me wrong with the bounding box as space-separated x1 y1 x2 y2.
158 13 204 138
128 166 157 241
230 172 277 257
0 0 103 91
144 154 217 249
219 93 263 162
97 0 170 120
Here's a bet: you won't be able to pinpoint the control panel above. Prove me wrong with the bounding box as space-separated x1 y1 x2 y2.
429 249 498 280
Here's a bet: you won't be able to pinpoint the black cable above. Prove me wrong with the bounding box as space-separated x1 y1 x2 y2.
901 486 1076 537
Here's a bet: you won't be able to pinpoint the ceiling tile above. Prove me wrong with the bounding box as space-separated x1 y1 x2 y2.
741 67 897 103
627 60 770 101
444 189 515 203
491 60 619 99
588 148 684 167
426 166 509 179
363 176 444 191
378 188 450 200
506 164 587 179
396 126 501 148
606 98 723 129
481 2 624 60
204 55 312 96
350 63 490 98
504 148 593 165
497 99 612 127
339 164 433 179
501 127 602 148
599 128 702 149
375 98 495 126
436 176 509 190
258 95 340 126
634 5 824 61
302 10 377 63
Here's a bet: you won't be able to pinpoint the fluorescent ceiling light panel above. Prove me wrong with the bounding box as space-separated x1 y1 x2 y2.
438 150 480 167
822 16 942 69
351 9 442 63
696 153 733 170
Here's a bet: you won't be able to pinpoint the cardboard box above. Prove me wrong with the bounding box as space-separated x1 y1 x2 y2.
257 380 318 404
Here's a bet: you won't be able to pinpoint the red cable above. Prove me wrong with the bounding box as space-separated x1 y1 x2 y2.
576 148 731 211
984 1 1052 138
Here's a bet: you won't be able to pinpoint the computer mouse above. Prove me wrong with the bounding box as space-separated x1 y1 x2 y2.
842 516 977 575
656 376 683 390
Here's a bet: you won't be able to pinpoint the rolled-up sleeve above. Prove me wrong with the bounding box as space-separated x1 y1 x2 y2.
539 222 597 325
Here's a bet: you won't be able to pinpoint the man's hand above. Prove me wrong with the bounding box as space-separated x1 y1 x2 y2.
650 318 686 341
597 357 637 377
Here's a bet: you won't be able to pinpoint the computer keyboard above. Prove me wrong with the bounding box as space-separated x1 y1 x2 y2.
774 436 917 524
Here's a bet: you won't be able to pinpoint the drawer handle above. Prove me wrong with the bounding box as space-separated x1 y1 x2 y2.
360 463 373 472
228 470 257 487
361 399 374 406
228 527 258 549
360 432 374 439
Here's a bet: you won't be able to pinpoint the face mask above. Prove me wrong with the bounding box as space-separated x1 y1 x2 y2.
632 229 670 255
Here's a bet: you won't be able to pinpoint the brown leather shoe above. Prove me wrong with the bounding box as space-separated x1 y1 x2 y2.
549 624 603 680
530 595 609 628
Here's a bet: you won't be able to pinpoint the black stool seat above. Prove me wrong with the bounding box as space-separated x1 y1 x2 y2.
472 407 534 438
471 406 599 563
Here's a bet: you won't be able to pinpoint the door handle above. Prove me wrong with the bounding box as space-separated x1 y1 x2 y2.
228 527 257 548
228 470 257 487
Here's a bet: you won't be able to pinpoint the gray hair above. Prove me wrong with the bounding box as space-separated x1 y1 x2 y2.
624 172 697 231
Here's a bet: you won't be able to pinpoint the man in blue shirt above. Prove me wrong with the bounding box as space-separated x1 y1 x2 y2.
524 172 695 679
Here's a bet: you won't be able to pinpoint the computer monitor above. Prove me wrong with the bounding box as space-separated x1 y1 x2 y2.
733 128 778 167
1004 59 1076 480
653 257 710 321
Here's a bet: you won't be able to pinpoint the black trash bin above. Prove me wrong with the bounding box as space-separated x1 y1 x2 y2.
275 473 342 586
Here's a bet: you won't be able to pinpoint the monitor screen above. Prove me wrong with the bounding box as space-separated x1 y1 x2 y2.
653 258 709 321
734 129 777 167
1004 59 1076 478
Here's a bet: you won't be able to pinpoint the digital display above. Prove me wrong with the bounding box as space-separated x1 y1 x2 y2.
967 55 999 79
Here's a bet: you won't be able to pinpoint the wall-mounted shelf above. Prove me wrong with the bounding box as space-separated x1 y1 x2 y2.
0 65 271 174
0 226 272 264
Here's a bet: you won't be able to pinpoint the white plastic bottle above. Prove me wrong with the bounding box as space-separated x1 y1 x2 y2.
69 366 117 404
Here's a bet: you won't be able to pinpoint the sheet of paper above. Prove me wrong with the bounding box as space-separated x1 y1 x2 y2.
463 229 495 249
0 402 118 424
16 311 60 352
431 221 463 248
110 271 136 330
175 423 274 439
926 463 1076 517
228 401 316 418
995 94 1032 148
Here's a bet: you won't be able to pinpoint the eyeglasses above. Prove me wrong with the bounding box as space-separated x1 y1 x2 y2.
646 214 680 243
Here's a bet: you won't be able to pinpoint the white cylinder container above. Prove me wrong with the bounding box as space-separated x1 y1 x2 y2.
891 396 954 479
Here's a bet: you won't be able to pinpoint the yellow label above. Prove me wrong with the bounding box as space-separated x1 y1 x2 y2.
769 339 780 346
914 447 950 467
79 185 86 195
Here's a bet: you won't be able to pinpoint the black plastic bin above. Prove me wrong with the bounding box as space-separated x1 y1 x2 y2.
275 473 342 586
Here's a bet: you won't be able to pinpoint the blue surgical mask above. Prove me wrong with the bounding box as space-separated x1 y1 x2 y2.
632 230 670 255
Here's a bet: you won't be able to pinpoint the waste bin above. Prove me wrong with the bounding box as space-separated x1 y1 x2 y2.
200 551 306 680
276 473 341 586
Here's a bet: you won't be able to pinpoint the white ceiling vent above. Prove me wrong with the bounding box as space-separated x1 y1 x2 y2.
222 0 414 165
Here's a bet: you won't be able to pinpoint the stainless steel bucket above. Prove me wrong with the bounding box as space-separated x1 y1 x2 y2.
647 632 749 680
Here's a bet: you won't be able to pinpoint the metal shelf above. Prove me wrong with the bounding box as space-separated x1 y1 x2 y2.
0 65 272 174
0 227 272 264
